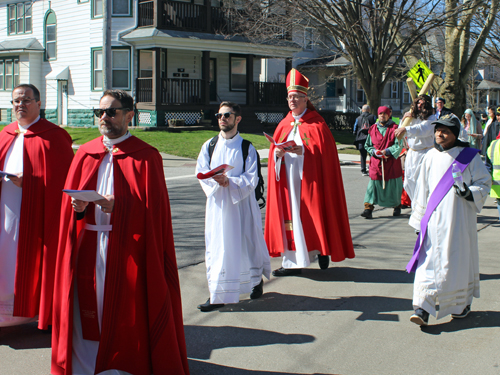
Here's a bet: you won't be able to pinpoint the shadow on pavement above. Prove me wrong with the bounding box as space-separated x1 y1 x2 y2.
187 359 334 375
185 325 315 360
299 267 414 284
421 311 500 335
0 322 51 349
480 273 500 281
221 293 411 321
477 215 499 225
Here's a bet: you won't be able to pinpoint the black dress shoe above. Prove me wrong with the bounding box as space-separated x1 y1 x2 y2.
410 308 429 326
318 255 330 270
250 279 264 299
393 207 401 216
197 298 224 312
272 267 302 277
361 209 372 219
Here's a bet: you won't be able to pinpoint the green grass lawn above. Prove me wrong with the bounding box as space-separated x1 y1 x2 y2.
1 124 355 159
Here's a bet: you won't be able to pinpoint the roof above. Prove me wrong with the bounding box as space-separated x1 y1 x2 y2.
477 79 500 90
121 28 300 57
0 38 44 53
297 54 351 69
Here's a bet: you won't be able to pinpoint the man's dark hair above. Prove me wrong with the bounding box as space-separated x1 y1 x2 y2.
410 94 433 120
102 90 134 111
13 84 40 101
488 105 495 113
219 101 241 117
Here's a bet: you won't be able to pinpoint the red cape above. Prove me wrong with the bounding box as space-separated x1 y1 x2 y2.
0 119 73 329
265 110 355 261
51 136 189 375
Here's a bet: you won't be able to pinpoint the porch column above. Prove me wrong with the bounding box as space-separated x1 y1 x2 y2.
487 90 490 106
343 78 347 113
202 51 210 106
246 54 254 106
204 0 211 33
153 47 166 126
285 58 292 77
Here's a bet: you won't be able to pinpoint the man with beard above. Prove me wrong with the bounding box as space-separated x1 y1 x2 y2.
406 115 491 326
51 90 189 374
353 104 376 176
195 101 271 312
361 106 404 219
481 106 500 156
394 94 437 201
265 69 354 276
0 84 73 329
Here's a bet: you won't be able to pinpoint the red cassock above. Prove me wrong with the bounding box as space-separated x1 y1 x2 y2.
51 136 189 375
0 119 73 329
265 110 355 261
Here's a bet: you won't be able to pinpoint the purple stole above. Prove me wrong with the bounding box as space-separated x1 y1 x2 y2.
406 147 480 273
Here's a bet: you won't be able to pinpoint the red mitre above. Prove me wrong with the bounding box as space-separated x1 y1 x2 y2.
286 68 309 95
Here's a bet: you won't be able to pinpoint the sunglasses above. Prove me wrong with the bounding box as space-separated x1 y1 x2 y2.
215 112 235 119
93 107 130 118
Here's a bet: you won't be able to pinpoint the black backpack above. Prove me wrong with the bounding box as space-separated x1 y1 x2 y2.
360 116 371 133
208 136 266 209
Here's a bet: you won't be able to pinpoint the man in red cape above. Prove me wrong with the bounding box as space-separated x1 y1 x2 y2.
265 69 354 276
51 90 189 374
0 84 73 329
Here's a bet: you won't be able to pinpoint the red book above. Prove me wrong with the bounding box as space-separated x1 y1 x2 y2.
197 164 234 180
264 132 297 151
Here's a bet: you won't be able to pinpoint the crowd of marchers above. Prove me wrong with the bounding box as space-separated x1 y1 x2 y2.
0 68 498 374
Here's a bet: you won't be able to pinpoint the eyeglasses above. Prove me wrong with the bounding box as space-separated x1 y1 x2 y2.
11 98 37 105
93 107 129 118
215 112 235 119
286 95 306 101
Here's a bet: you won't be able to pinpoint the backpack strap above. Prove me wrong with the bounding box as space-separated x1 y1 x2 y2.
208 135 218 166
242 139 250 170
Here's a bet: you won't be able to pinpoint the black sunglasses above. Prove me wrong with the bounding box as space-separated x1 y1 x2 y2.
93 107 130 118
215 112 235 119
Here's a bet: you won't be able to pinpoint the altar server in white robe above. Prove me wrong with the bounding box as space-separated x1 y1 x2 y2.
408 115 491 326
196 101 271 312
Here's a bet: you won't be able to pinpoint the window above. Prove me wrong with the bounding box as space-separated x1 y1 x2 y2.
139 50 153 78
403 84 410 104
326 81 336 97
93 0 103 18
92 48 130 90
304 28 314 51
230 56 246 91
93 50 103 90
112 0 131 16
391 81 399 99
8 2 32 35
0 58 19 90
356 82 365 103
45 11 57 60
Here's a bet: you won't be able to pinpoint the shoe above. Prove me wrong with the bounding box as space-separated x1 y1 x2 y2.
361 209 372 219
361 172 369 177
318 255 330 270
451 305 471 319
250 279 264 299
410 308 429 326
272 267 302 277
393 207 401 216
197 298 224 312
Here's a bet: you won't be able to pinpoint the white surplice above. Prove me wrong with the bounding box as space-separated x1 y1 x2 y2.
409 147 491 319
0 118 39 327
403 115 436 201
196 132 271 304
274 109 320 269
72 132 132 375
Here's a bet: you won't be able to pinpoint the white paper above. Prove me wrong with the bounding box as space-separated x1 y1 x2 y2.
62 189 105 202
0 170 18 178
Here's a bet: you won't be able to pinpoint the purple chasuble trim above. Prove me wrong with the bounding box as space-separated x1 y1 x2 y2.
405 147 480 273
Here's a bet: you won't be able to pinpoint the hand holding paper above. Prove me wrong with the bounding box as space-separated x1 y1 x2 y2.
264 132 297 151
197 164 234 180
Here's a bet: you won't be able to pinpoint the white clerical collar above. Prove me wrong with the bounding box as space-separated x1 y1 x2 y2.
292 108 307 121
103 131 131 150
219 131 240 144
17 115 40 132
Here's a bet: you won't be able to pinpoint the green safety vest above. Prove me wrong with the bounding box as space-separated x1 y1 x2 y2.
487 138 500 198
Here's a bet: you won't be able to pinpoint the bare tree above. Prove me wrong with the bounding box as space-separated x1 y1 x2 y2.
228 0 445 113
441 0 499 116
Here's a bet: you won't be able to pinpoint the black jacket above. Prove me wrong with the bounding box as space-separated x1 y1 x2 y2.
354 112 376 146
482 120 499 156
435 107 452 119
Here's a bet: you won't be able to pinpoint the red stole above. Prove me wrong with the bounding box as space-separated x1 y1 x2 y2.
368 122 402 180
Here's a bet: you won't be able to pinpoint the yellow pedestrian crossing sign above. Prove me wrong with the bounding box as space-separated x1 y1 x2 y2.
408 60 433 89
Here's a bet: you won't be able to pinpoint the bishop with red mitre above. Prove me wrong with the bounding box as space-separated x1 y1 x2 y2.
265 69 355 276
0 84 73 329
51 90 189 375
